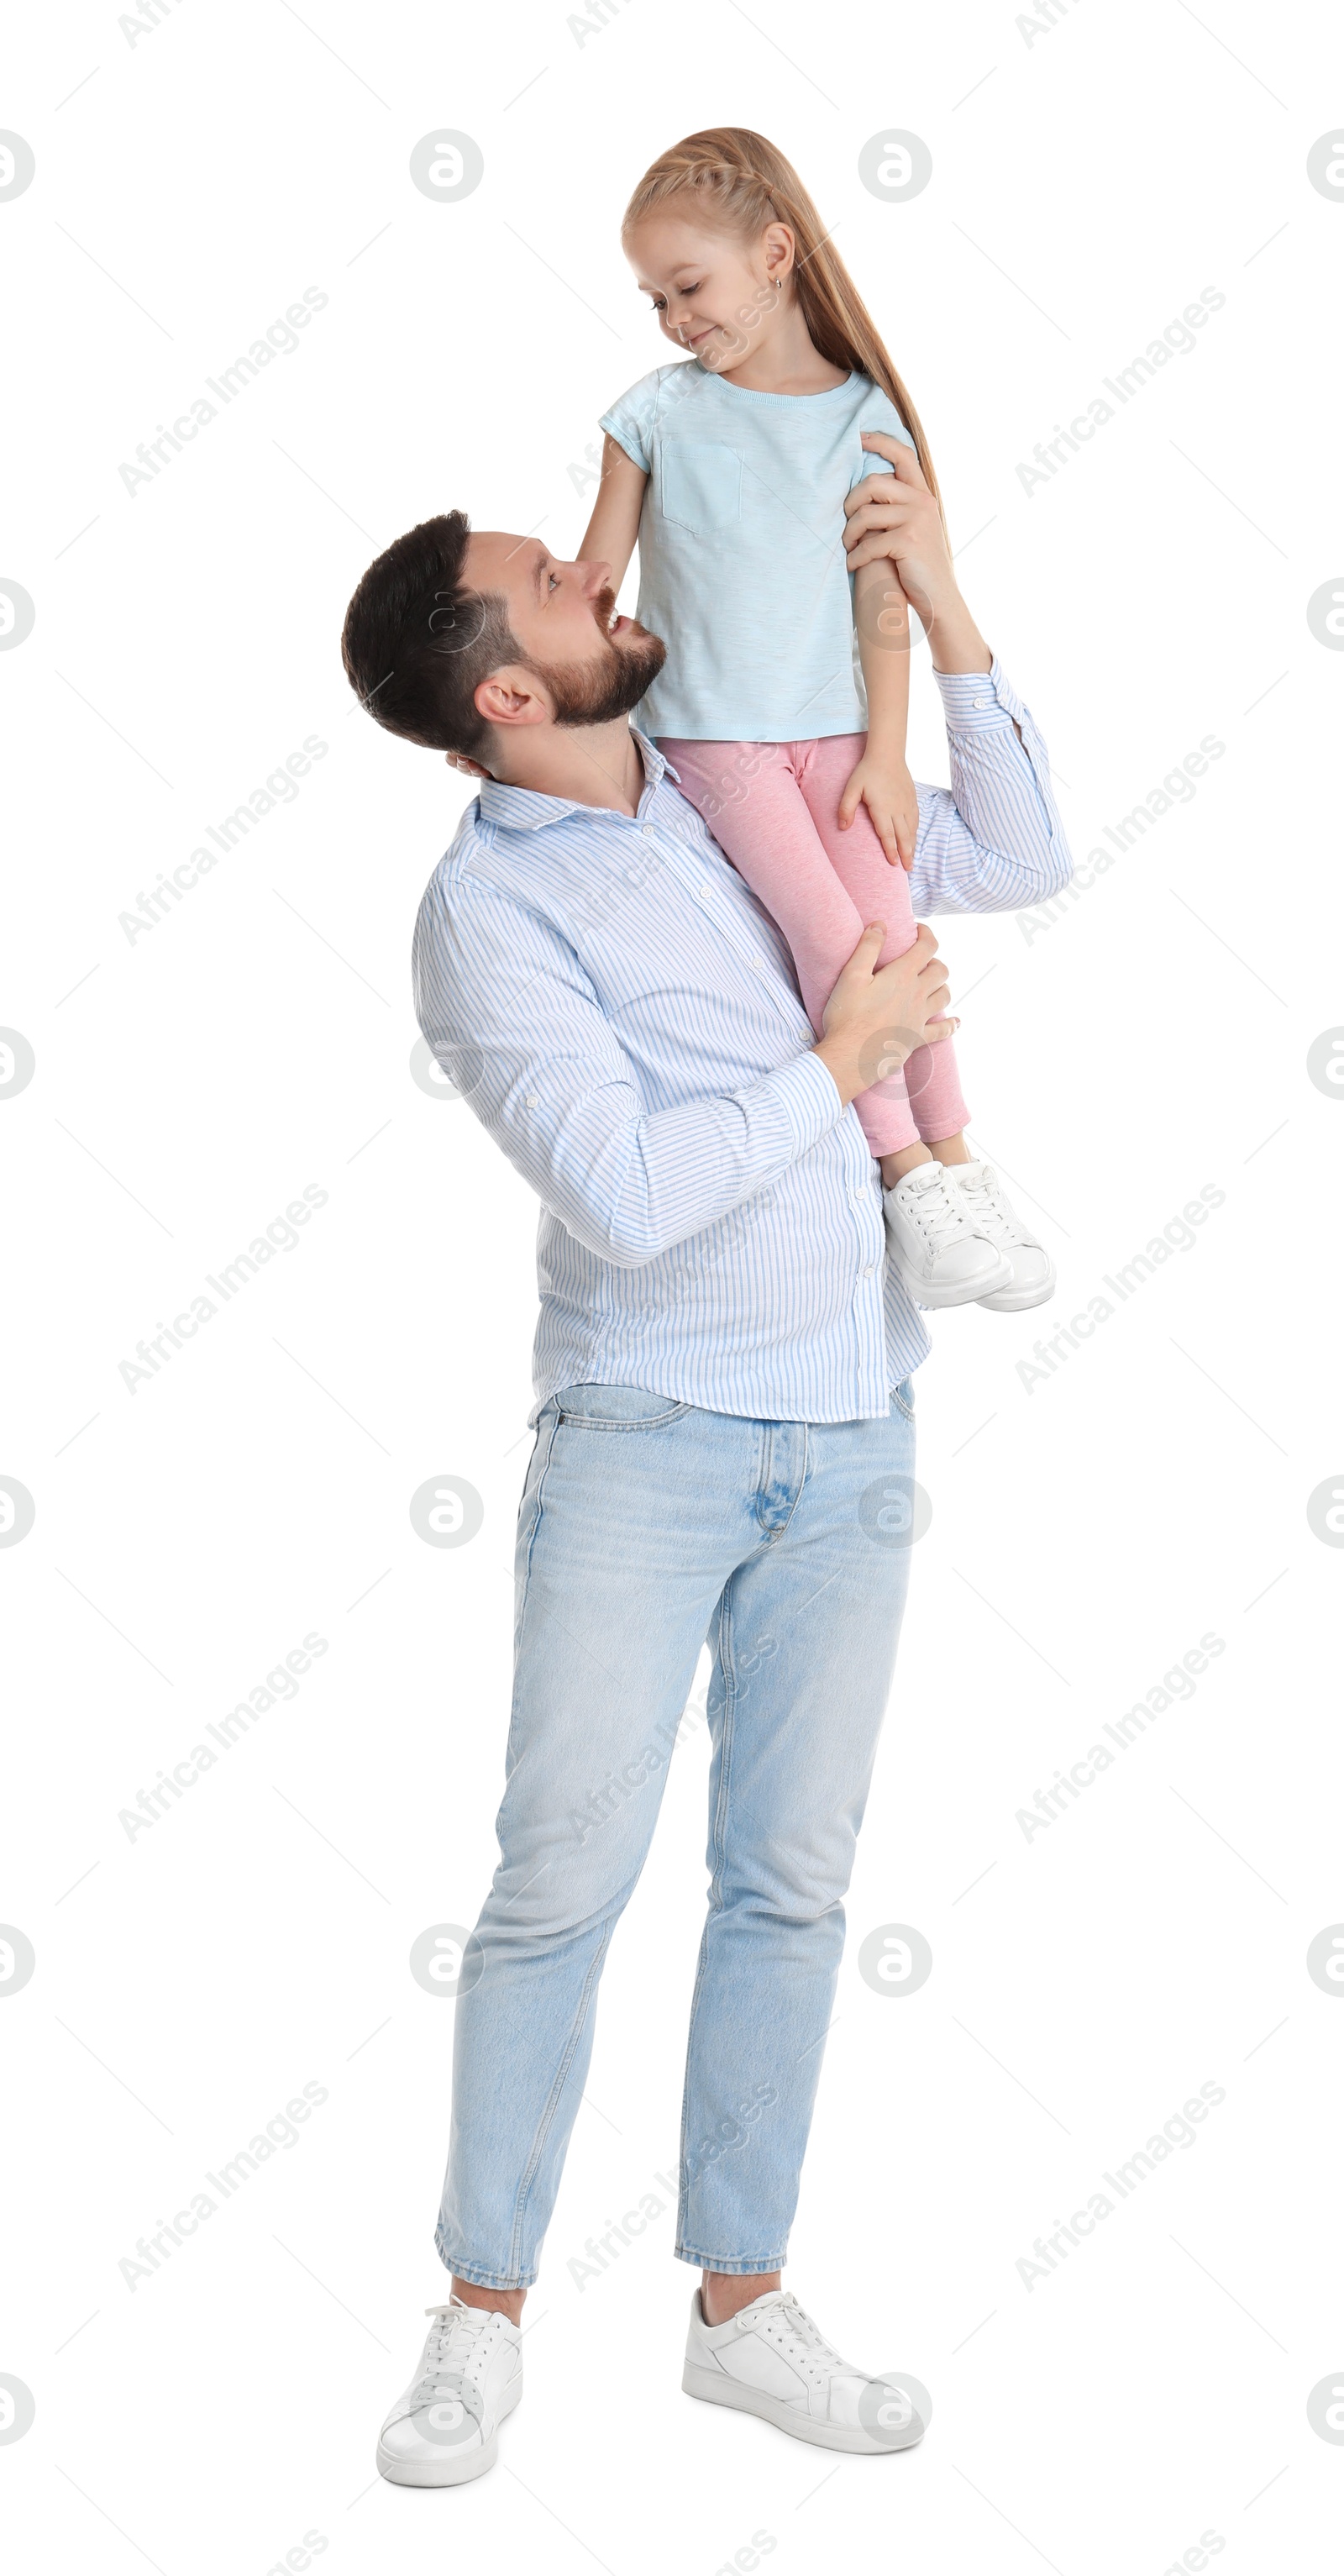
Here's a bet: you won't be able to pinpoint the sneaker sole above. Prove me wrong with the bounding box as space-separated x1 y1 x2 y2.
375 2373 522 2488
682 2360 924 2453
887 1245 1012 1310
975 1270 1056 1312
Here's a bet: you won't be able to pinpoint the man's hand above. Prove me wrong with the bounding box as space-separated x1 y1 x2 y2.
843 437 991 676
813 922 957 1108
837 749 919 870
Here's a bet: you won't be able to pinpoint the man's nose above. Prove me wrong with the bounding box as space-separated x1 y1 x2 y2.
578 558 612 597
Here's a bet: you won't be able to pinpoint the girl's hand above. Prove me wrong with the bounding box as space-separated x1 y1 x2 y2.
445 749 491 780
838 752 919 870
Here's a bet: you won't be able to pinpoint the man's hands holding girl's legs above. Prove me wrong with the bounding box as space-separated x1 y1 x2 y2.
812 921 957 1110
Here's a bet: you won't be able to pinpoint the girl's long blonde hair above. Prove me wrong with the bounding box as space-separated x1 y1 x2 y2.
622 127 944 523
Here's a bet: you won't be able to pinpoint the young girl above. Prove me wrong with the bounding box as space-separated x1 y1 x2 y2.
580 127 1052 1312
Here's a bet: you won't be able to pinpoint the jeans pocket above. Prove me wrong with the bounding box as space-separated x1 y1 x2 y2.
891 1379 916 1422
554 1382 690 1430
659 440 743 536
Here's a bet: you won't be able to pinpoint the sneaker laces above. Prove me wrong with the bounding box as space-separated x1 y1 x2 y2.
897 1164 977 1254
954 1163 1032 1245
406 2297 491 2423
742 2291 848 2380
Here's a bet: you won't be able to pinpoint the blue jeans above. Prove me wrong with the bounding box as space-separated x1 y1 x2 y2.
436 1380 918 2287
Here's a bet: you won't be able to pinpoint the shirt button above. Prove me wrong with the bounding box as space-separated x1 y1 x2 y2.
525 1093 538 1107
642 823 654 835
752 956 769 975
860 1261 878 1280
973 697 990 708
696 885 712 903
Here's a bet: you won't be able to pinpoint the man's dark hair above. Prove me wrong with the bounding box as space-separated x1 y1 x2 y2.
340 512 516 759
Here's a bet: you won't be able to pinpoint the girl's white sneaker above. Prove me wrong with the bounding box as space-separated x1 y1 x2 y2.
951 1160 1055 1311
376 2295 522 2487
884 1160 1011 1307
682 2288 926 2454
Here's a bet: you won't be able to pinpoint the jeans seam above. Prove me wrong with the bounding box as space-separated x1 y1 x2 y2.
674 2244 789 2271
505 1408 559 1765
507 1920 615 2284
433 2241 538 2292
556 1408 690 1432
678 1584 740 2211
754 1423 811 1544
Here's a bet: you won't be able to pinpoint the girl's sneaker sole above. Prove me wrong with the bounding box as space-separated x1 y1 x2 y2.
681 2360 923 2453
976 1270 1056 1312
887 1249 1012 1310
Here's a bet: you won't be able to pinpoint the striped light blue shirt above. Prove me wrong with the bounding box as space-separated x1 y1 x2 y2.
412 660 1072 1425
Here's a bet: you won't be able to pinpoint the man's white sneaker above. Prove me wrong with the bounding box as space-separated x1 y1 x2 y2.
884 1160 1011 1308
952 1161 1055 1311
376 2295 522 2488
682 2288 925 2455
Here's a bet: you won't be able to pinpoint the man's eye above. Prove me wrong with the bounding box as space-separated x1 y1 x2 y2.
548 572 560 591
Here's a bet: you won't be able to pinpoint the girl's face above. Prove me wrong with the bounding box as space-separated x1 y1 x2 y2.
625 213 791 374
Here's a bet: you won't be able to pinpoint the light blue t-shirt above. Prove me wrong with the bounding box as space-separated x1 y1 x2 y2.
599 360 915 742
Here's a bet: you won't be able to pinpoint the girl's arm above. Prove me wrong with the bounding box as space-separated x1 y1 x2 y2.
842 557 921 870
578 435 648 586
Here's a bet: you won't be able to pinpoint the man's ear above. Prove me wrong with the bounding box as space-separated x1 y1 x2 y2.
473 665 549 732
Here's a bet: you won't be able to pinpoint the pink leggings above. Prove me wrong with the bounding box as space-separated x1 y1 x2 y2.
659 733 969 1156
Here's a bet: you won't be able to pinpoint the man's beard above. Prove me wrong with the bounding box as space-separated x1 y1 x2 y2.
525 586 667 728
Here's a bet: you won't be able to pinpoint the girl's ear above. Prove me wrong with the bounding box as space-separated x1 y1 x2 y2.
762 221 796 286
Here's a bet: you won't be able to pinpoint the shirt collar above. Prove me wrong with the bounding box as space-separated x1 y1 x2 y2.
476 728 676 833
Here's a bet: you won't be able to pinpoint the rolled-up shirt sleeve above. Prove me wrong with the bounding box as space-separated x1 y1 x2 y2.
910 657 1074 914
412 866 844 1270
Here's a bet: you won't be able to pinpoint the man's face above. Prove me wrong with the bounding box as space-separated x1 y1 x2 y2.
465 533 665 728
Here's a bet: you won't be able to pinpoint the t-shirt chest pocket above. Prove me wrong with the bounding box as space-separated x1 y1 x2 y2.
659 439 743 536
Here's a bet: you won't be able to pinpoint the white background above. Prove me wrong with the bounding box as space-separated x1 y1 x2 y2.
3 3 1342 2571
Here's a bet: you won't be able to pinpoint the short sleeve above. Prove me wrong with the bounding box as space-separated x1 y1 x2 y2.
599 368 664 475
847 385 916 490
